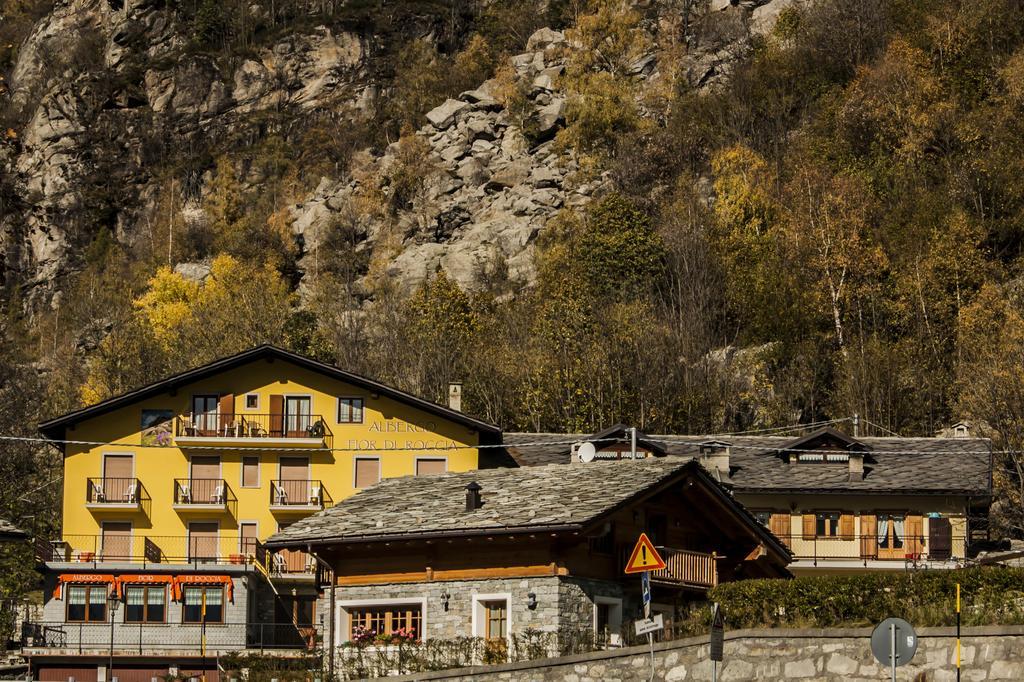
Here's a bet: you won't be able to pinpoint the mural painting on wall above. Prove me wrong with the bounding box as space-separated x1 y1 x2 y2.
141 410 175 446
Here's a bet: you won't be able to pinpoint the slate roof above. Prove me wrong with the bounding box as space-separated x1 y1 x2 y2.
0 518 27 540
502 432 992 496
266 458 780 549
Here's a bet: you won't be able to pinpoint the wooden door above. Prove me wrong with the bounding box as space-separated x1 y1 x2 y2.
103 454 134 501
269 394 284 437
276 521 307 573
190 456 221 502
240 522 259 557
860 514 877 558
279 457 310 503
192 395 219 436
188 522 219 562
877 515 907 560
929 517 953 560
218 394 234 434
906 514 924 558
101 522 132 560
285 396 311 437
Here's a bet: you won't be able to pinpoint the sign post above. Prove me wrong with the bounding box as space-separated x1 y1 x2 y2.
710 602 724 682
956 583 961 682
625 534 667 682
870 617 918 682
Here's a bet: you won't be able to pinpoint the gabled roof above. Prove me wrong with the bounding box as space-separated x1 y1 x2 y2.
779 427 869 456
501 432 992 496
264 458 791 561
39 345 501 440
588 423 667 456
0 518 27 541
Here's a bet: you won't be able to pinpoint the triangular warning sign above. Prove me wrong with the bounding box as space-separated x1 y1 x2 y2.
624 532 667 574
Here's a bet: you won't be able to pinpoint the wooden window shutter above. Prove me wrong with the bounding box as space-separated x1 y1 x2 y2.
269 395 284 437
907 514 924 556
839 513 855 541
770 513 791 546
802 513 815 540
860 514 877 558
355 459 380 489
219 394 234 425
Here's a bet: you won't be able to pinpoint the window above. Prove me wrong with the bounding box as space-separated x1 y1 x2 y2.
183 585 224 623
274 596 316 626
66 585 107 622
483 600 508 640
125 585 166 623
244 393 259 410
241 456 259 487
594 597 623 647
240 522 259 556
816 512 840 537
338 398 364 424
354 458 380 489
188 522 219 562
191 395 219 433
753 511 771 527
878 514 906 550
348 604 422 640
415 458 446 476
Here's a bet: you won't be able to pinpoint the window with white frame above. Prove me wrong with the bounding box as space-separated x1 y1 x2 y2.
472 594 511 641
594 597 623 647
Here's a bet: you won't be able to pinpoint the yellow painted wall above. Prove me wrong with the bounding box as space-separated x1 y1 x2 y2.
60 359 482 556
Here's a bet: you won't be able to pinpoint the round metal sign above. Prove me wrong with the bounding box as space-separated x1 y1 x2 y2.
870 618 918 668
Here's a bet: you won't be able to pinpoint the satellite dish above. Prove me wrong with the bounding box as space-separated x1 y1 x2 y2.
578 442 597 463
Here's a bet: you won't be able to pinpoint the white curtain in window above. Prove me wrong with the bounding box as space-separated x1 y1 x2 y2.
126 587 144 606
148 588 165 606
68 586 86 605
893 516 905 542
205 588 222 606
185 588 201 606
88 587 106 604
877 517 888 544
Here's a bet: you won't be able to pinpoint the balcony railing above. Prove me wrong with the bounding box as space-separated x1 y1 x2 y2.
173 478 232 508
23 621 319 654
270 479 328 510
774 533 968 566
38 535 314 576
175 413 332 447
85 478 143 507
650 548 718 589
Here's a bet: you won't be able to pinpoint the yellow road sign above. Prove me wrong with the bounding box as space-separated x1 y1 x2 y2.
624 532 667 573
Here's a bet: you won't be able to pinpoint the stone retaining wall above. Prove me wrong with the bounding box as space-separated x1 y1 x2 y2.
380 625 1024 681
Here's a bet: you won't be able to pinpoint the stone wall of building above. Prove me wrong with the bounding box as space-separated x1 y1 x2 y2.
380 625 1024 681
326 575 623 644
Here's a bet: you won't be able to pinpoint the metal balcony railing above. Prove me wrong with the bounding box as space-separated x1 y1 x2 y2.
175 413 332 446
270 479 327 509
41 535 314 576
85 478 142 506
773 533 969 566
173 478 231 506
23 621 320 654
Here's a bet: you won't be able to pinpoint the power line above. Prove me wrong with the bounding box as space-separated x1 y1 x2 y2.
707 417 851 437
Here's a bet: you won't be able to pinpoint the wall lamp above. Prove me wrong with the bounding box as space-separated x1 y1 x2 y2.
440 589 451 611
527 592 537 610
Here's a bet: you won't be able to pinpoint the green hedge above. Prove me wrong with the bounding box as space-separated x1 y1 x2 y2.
693 568 1024 631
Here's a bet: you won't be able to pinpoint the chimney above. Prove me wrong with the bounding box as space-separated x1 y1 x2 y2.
699 442 731 479
448 382 463 412
465 481 482 511
848 451 865 481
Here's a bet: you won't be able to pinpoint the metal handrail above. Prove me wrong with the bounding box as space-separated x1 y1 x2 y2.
173 478 230 505
270 479 326 507
175 413 332 442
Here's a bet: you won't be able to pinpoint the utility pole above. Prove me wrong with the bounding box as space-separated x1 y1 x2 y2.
853 413 860 437
630 427 637 460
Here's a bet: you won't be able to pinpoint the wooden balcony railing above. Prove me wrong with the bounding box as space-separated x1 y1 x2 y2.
85 477 142 506
650 548 718 589
175 413 332 447
270 479 326 509
173 478 231 506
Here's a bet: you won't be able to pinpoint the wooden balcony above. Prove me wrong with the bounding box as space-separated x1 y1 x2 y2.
650 548 718 590
174 413 333 448
85 477 143 511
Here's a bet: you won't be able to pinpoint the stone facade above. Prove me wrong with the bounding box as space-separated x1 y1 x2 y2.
380 625 1024 681
326 576 626 645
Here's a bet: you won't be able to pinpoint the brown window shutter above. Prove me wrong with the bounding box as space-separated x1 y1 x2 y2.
269 395 284 437
860 514 877 558
770 513 791 546
355 458 380 489
242 457 259 487
839 513 855 541
802 513 816 540
219 394 234 430
907 514 924 556
415 459 446 476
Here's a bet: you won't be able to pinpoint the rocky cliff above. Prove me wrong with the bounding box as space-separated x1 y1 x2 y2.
0 0 797 310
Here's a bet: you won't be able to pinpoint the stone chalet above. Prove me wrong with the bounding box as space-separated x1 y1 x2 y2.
504 425 993 575
266 458 790 649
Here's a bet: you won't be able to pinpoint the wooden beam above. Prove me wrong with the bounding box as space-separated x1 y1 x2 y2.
335 564 569 586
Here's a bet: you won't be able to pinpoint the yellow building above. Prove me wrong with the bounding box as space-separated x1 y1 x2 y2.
39 345 502 572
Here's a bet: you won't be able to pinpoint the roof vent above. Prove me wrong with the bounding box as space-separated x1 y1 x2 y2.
465 481 482 511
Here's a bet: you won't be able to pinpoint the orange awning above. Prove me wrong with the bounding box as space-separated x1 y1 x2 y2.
172 574 234 602
53 574 117 600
